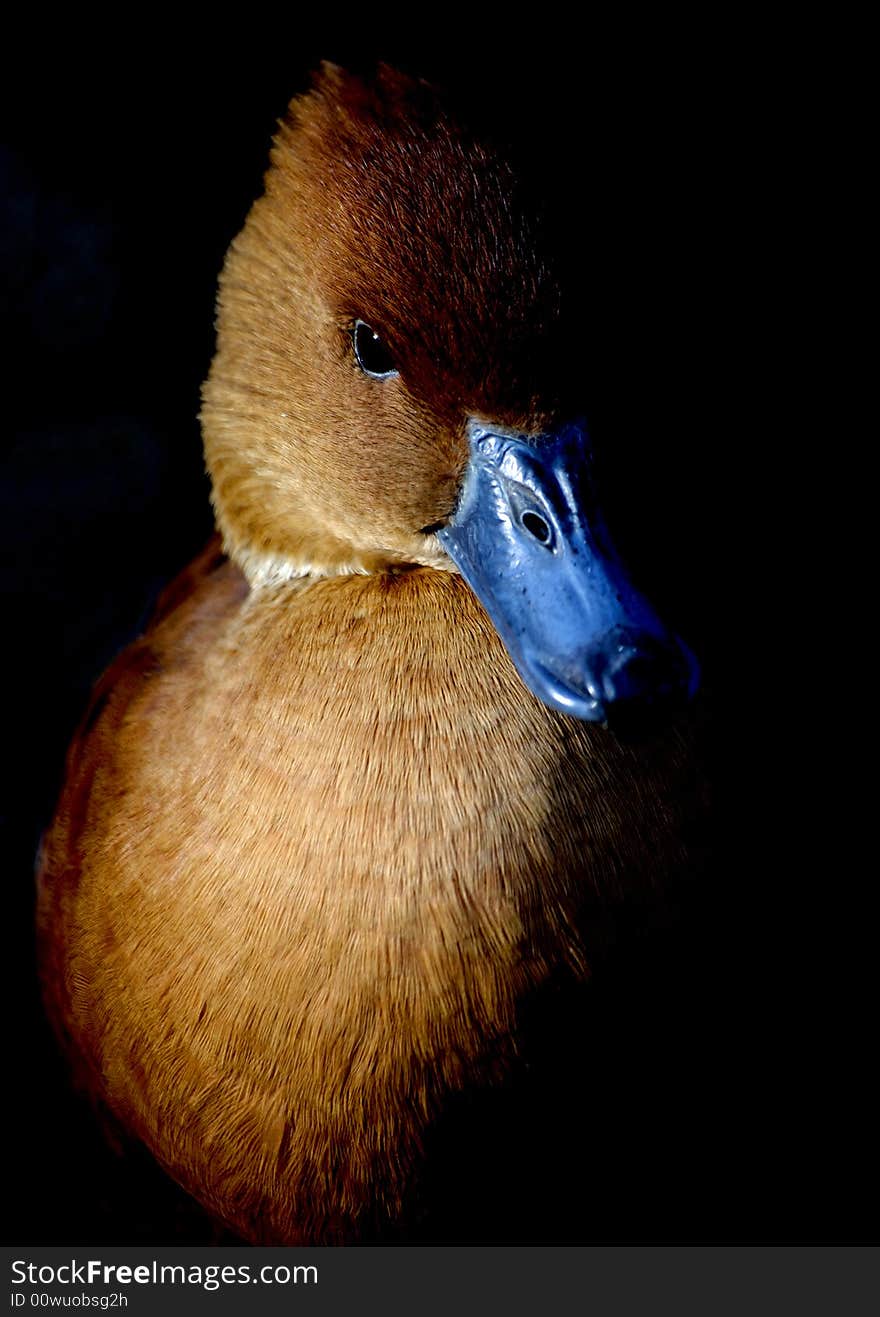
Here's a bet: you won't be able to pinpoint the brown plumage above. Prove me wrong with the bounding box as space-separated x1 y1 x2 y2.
37 63 706 1244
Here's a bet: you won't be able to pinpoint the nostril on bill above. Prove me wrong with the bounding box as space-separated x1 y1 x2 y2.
521 510 552 545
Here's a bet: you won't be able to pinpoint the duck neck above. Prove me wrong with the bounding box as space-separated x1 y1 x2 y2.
209 490 453 589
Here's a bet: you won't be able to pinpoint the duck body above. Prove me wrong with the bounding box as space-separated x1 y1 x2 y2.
39 543 698 1242
37 64 706 1243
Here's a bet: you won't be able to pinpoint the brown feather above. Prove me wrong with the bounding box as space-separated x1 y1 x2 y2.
37 64 707 1244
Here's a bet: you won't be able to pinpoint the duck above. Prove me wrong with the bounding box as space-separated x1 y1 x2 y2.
37 62 706 1245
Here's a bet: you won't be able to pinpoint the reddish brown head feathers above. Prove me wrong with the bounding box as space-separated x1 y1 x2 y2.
202 64 571 585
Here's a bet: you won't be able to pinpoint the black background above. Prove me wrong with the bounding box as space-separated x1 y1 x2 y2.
1 17 870 1245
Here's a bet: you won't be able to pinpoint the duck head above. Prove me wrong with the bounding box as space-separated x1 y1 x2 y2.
202 63 699 727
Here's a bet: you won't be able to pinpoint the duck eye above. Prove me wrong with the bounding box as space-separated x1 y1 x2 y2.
352 320 397 379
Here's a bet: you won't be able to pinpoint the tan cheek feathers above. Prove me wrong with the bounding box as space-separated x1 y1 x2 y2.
200 196 468 585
